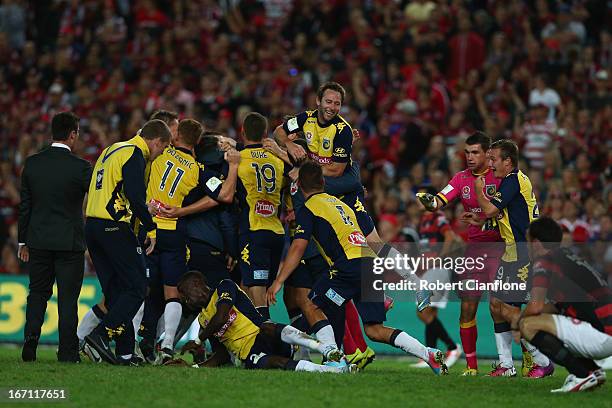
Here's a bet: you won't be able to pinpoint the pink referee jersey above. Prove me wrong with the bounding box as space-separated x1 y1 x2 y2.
436 168 502 242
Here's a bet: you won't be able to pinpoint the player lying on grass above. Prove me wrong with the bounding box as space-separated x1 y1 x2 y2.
511 217 612 393
177 271 357 373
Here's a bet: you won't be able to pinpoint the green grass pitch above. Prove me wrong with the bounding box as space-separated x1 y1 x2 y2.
0 347 610 408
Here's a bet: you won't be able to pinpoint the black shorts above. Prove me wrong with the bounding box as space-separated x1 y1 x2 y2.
285 255 328 289
146 229 188 287
187 240 229 289
309 257 386 324
239 230 284 287
492 259 531 305
341 191 375 236
244 330 292 369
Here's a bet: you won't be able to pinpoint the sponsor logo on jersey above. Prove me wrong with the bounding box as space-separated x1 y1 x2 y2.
215 309 237 337
305 131 313 143
348 231 367 246
307 151 332 164
336 122 347 133
255 200 275 217
290 181 298 195
462 186 471 199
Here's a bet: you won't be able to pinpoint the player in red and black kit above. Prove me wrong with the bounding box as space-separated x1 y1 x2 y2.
513 217 612 393
413 194 461 368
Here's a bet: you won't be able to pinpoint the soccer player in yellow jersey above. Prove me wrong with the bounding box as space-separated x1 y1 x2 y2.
78 110 180 363
471 139 551 377
236 112 290 320
267 162 447 375
177 271 356 373
84 119 170 365
145 118 240 361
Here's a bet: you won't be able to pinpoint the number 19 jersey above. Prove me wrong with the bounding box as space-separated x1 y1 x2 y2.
236 144 289 234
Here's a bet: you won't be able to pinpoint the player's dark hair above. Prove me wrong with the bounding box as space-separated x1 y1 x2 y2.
317 81 346 104
177 270 207 297
197 133 220 153
289 138 309 167
51 111 79 141
178 119 203 147
465 131 491 151
490 139 519 167
150 109 178 126
299 161 324 193
243 112 268 142
140 119 172 142
528 217 563 249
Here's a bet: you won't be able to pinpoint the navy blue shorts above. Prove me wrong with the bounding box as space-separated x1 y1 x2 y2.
187 240 229 289
146 229 188 287
244 330 292 369
285 254 328 289
239 230 284 287
309 258 385 324
492 259 531 305
341 191 375 236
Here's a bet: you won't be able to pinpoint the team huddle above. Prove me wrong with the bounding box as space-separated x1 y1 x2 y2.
70 82 610 393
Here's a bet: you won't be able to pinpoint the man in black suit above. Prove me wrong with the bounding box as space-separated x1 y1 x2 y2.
18 111 92 362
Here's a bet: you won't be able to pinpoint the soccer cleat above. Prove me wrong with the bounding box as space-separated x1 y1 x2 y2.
593 369 607 386
445 345 463 368
139 339 157 364
159 347 175 365
82 342 102 363
346 363 360 374
117 355 143 366
550 373 599 393
426 348 448 375
521 350 534 377
322 345 344 362
525 362 554 378
487 362 517 377
384 295 395 312
416 290 432 312
410 359 429 368
356 347 376 370
345 349 362 364
461 368 479 376
85 333 117 365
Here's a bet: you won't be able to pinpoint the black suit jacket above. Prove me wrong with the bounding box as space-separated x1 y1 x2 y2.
18 146 92 251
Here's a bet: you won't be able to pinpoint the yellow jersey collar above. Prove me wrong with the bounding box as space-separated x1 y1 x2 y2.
127 135 150 161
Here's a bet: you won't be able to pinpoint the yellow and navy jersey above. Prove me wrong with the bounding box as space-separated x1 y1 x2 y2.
147 146 224 230
197 279 264 361
282 110 352 166
86 135 156 234
236 144 290 234
490 168 539 261
294 192 376 270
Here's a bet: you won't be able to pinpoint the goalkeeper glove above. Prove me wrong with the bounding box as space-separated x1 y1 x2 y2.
416 192 438 211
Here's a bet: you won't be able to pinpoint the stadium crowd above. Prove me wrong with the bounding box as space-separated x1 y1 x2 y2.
0 0 609 279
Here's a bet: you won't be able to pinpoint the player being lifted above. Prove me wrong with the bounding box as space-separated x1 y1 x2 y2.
143 119 239 362
267 162 447 375
178 271 357 373
513 217 611 392
274 82 430 365
416 132 502 375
